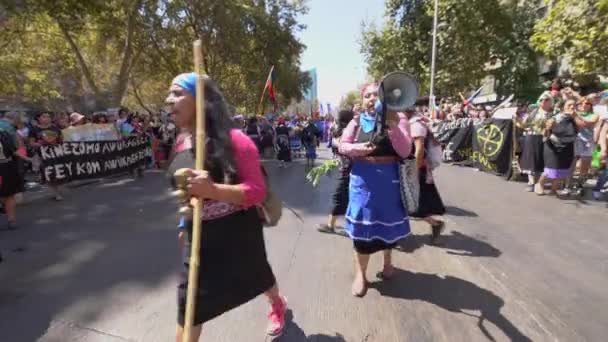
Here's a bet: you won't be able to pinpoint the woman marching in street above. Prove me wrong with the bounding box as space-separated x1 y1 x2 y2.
166 72 287 342
406 109 446 244
339 83 413 297
317 109 355 233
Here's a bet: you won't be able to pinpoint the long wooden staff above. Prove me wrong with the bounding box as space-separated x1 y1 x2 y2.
183 39 206 342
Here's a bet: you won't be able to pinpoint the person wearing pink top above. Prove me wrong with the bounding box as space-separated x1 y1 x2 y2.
339 82 413 297
165 72 287 341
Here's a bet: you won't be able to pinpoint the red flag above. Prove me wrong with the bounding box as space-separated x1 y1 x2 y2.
265 66 278 111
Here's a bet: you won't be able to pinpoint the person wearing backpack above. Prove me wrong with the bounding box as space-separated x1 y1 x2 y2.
0 112 21 231
592 118 608 200
406 109 446 244
166 72 288 341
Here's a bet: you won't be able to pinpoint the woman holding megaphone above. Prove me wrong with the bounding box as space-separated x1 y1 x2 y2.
339 82 413 297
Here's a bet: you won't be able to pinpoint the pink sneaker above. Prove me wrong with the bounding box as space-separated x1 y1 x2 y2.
266 296 287 337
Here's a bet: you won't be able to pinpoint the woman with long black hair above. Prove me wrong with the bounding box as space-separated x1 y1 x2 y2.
165 73 287 342
317 109 355 233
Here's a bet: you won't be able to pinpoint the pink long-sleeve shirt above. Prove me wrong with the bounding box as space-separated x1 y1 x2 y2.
230 129 266 208
338 112 412 158
174 129 266 221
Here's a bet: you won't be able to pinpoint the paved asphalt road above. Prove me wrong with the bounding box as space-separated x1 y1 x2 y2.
1 148 606 342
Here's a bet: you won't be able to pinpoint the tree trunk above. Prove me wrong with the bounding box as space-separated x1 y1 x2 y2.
56 19 105 107
130 77 154 113
111 0 143 107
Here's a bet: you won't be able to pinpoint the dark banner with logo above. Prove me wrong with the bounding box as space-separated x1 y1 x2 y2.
40 136 151 183
433 118 477 163
432 118 513 175
471 119 513 174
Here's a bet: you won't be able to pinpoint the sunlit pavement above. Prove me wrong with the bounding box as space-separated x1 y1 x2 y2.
1 148 607 342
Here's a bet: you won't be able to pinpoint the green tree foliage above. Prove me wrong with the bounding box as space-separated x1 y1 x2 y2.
0 0 310 113
339 90 360 109
531 0 608 75
361 0 541 101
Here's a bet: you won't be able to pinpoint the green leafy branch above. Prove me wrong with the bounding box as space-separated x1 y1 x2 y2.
305 159 339 187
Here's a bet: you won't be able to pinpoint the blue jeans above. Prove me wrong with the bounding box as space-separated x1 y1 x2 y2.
594 168 608 192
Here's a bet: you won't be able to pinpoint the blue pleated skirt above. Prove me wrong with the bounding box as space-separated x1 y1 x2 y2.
345 161 410 244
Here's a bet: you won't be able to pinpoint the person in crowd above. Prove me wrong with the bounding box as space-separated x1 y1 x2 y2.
517 92 555 192
92 112 109 124
535 99 578 196
29 112 64 200
0 112 23 231
245 116 262 153
301 118 320 170
317 109 354 234
259 116 275 159
563 97 600 196
166 72 287 341
479 110 489 120
592 118 608 200
69 112 87 126
339 83 412 297
274 118 291 168
55 112 70 129
407 108 446 243
159 116 177 166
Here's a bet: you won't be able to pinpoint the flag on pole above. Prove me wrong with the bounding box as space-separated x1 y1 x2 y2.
265 66 278 112
464 86 483 107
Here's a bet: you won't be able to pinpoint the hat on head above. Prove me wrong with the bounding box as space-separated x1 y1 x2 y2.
537 91 554 106
70 112 85 125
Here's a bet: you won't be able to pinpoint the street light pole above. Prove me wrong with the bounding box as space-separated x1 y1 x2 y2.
429 0 439 116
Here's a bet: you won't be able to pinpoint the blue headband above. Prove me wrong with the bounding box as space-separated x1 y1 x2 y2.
172 72 198 98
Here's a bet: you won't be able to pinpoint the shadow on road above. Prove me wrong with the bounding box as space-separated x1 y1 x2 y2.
445 205 479 217
264 160 334 218
396 230 501 258
274 310 347 342
0 173 178 342
369 268 531 342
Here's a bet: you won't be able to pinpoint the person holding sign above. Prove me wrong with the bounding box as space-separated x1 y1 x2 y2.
29 112 64 200
166 72 287 341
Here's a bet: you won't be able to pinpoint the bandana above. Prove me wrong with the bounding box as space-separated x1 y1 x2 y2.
172 72 198 98
360 112 376 133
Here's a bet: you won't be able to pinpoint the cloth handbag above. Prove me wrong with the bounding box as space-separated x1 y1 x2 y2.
398 158 419 214
257 165 282 227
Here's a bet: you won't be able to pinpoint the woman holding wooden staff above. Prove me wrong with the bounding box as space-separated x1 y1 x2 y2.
166 70 287 341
